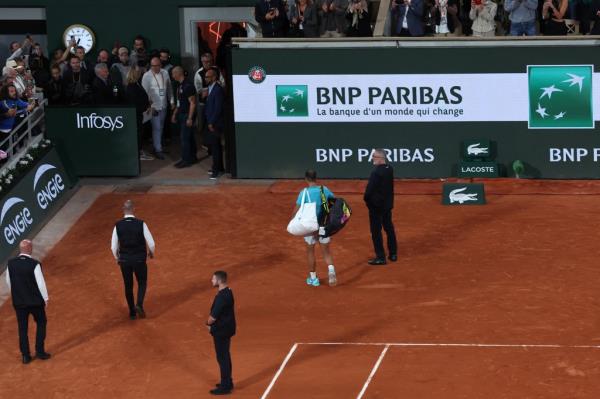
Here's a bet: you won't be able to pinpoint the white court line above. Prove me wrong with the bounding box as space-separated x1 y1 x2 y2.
356 344 390 399
298 342 600 349
260 343 299 399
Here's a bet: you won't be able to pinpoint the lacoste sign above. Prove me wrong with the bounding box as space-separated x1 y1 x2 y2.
457 162 499 178
442 183 486 205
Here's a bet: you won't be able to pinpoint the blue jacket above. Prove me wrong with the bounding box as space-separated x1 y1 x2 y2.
0 98 28 133
391 0 425 36
204 83 225 132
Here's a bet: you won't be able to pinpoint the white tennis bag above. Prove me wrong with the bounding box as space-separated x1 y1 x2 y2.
287 189 319 236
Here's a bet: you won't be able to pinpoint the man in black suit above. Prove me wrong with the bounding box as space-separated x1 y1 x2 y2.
363 149 398 265
204 67 225 180
206 270 236 396
5 239 51 364
111 200 156 320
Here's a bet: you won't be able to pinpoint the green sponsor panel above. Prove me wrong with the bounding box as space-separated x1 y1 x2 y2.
528 65 593 129
0 148 73 261
462 139 492 161
232 43 600 179
457 162 499 178
46 107 139 177
442 183 486 205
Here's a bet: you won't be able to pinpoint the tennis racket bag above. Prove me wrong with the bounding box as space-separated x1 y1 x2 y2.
321 197 352 238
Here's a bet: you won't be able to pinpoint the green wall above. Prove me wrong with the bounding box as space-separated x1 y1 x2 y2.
0 0 254 58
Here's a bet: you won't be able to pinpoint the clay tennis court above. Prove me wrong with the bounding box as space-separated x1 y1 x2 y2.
1 180 600 398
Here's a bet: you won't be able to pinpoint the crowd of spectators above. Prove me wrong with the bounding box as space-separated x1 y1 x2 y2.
256 0 600 37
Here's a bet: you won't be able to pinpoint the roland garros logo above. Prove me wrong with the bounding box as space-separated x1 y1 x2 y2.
248 66 266 84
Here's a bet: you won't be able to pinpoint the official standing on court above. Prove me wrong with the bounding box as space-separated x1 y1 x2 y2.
5 239 51 364
364 149 398 265
111 200 155 320
206 270 236 395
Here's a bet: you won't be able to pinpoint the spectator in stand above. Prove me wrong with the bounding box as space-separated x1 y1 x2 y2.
590 0 600 34
504 0 538 35
289 0 320 37
45 66 65 105
6 36 32 66
125 67 154 161
141 57 173 160
29 43 50 88
97 49 113 69
204 67 225 180
432 0 460 35
542 0 568 34
0 84 34 134
16 59 36 100
171 66 198 169
130 35 149 70
63 55 92 106
4 61 26 98
470 0 497 36
74 46 92 73
92 63 120 105
346 0 373 36
391 0 425 36
318 0 349 37
256 0 288 37
111 47 131 89
158 49 173 73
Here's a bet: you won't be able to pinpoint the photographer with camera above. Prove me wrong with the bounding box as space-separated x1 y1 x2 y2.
504 0 538 35
256 0 288 37
542 0 568 34
470 0 497 36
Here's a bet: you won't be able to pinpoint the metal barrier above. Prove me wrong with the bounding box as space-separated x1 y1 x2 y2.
0 99 48 171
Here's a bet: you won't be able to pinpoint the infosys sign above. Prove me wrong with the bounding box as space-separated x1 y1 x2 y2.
76 112 124 131
0 148 71 260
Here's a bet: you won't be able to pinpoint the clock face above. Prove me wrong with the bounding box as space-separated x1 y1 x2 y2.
63 24 95 54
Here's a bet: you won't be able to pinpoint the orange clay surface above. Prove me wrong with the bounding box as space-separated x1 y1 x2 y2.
1 182 600 398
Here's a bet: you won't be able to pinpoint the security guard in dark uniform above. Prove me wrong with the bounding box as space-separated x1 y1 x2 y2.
5 239 51 364
207 270 236 395
364 149 398 265
111 200 155 320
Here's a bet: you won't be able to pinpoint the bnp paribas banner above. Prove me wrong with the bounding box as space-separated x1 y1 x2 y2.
232 45 600 179
0 148 72 262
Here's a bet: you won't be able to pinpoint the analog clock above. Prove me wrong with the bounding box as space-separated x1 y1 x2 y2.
63 24 96 54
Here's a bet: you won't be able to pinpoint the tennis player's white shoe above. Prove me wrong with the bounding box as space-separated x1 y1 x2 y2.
328 270 337 287
306 277 320 287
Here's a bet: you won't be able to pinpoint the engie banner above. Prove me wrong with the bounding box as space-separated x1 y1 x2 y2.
0 148 72 261
232 43 600 179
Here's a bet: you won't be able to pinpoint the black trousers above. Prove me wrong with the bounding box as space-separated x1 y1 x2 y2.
368 208 398 260
206 131 224 175
15 305 46 356
119 261 147 315
213 335 233 388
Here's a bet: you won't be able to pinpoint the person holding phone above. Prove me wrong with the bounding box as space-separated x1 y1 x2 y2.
391 0 425 36
470 0 497 36
0 84 34 135
255 0 288 37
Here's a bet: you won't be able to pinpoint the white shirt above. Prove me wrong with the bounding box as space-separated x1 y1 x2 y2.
141 69 173 111
402 4 409 29
111 214 156 260
5 253 49 303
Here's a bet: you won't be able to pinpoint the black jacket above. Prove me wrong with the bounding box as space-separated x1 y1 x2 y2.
255 0 288 37
364 164 395 210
